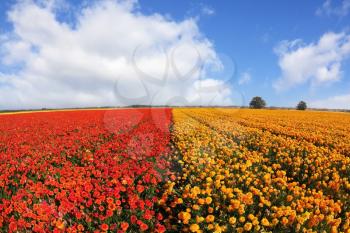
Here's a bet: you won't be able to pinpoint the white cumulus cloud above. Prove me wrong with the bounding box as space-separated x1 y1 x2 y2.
274 32 350 91
201 5 215 16
316 0 350 17
310 94 350 109
238 72 251 85
0 0 231 109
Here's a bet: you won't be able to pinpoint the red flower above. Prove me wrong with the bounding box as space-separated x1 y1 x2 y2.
0 109 172 232
143 209 153 220
156 224 166 233
136 185 145 193
98 205 105 212
130 215 137 224
157 213 163 221
9 221 17 233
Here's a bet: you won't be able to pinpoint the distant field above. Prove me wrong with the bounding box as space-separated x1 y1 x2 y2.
0 108 349 232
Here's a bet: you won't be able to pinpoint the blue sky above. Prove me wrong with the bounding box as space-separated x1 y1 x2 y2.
0 0 350 109
140 0 350 108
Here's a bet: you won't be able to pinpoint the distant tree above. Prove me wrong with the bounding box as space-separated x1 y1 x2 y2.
297 101 307 110
249 96 266 109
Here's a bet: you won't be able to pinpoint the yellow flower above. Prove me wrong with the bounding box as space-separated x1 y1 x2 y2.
179 211 191 224
190 224 200 232
229 217 237 225
214 224 223 233
239 216 246 223
55 219 65 230
206 215 215 223
196 216 204 223
169 108 350 233
261 218 270 227
248 214 255 221
244 222 252 231
177 198 184 204
331 226 338 233
272 218 279 225
205 197 212 205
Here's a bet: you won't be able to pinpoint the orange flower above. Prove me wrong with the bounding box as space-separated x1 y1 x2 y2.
106 197 114 204
100 223 109 232
108 203 116 211
55 219 65 230
121 222 129 231
281 217 289 226
77 224 84 231
206 215 215 223
140 223 149 231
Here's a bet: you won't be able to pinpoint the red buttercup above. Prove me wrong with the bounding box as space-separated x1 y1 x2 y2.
0 109 172 232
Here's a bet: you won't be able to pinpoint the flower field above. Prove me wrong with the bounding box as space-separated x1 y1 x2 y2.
1 108 350 232
162 109 350 233
0 109 172 233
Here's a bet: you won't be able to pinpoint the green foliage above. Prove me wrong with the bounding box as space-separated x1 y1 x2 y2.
249 96 266 109
297 101 307 110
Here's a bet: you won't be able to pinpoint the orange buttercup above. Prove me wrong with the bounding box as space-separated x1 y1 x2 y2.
161 108 350 232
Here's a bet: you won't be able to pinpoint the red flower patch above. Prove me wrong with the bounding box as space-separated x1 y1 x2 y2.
0 108 172 232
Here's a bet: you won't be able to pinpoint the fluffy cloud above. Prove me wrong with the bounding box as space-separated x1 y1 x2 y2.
274 32 350 90
316 0 350 17
201 5 215 16
310 94 350 109
238 72 251 85
186 79 233 106
0 0 231 109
